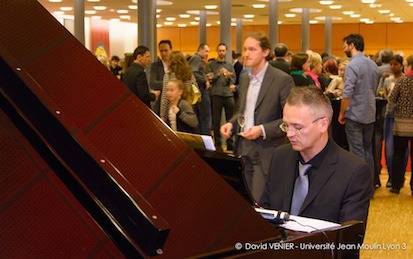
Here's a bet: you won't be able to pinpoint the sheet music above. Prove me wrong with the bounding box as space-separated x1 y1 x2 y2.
281 215 340 233
201 135 216 151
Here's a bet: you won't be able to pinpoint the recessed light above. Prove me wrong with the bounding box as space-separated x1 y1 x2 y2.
93 6 106 10
190 21 199 25
164 21 173 25
278 21 283 24
244 14 255 18
369 3 382 7
360 18 370 22
110 18 120 22
85 10 96 15
343 11 355 15
60 7 72 11
329 5 342 9
365 20 374 24
120 15 130 20
410 3 413 6
194 17 200 21
285 13 296 17
389 13 395 16
206 23 212 27
156 24 163 28
156 9 162 13
406 0 413 2
378 9 391 14
252 4 266 8
361 0 376 3
319 0 334 5
156 14 160 18
157 0 173 5
205 5 218 10
166 17 176 21
128 5 137 10
117 10 128 14
390 17 401 21
394 20 404 23
216 21 220 24
231 22 237 26
87 0 100 2
49 0 63 2
309 20 318 24
52 11 64 16
350 14 361 18
178 24 187 27
179 14 191 18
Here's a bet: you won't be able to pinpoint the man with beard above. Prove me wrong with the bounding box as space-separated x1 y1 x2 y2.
338 34 378 186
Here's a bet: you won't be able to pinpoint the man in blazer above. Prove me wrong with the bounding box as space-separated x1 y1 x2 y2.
123 45 160 108
149 40 172 114
220 33 294 202
260 86 373 225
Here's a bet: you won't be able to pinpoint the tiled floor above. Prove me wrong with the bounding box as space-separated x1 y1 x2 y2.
361 172 413 259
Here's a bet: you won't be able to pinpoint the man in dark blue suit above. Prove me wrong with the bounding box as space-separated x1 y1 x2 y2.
122 46 160 108
261 87 373 225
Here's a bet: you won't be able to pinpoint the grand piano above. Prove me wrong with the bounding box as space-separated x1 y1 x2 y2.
0 1 363 258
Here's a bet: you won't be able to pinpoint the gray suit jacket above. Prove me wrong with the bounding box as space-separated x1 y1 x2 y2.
230 64 294 175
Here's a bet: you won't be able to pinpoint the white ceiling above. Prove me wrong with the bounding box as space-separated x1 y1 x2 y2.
38 0 413 26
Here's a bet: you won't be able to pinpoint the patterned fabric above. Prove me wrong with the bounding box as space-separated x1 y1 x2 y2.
389 76 413 136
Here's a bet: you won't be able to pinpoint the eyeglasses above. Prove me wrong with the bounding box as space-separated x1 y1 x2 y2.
279 116 325 135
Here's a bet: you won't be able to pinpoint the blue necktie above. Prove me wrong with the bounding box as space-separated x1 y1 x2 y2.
290 162 312 215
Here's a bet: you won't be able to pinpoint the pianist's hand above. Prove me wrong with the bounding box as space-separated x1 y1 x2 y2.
220 122 233 139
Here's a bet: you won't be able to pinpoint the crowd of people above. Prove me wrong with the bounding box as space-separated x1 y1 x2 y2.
98 33 412 229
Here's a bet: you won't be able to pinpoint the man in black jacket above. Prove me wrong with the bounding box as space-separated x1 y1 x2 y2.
269 43 290 74
261 87 373 225
122 46 160 108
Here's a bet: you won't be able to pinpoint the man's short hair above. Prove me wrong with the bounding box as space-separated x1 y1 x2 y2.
158 40 172 49
110 55 120 61
286 86 333 124
290 52 309 71
274 43 288 57
379 49 393 64
132 45 149 60
217 42 227 50
197 43 208 51
246 32 271 60
343 34 365 52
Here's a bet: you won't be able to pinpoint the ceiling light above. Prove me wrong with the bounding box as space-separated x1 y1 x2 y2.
394 20 404 23
361 0 376 3
389 13 395 16
216 21 220 24
62 15 74 19
156 9 162 13
93 6 106 10
178 24 187 27
378 9 391 14
278 21 283 24
205 5 218 9
164 21 173 25
166 17 176 21
390 17 401 21
156 24 163 28
252 4 266 8
91 16 101 19
49 0 63 2
157 0 173 5
343 11 355 15
179 14 191 18
132 0 137 3
52 11 64 16
244 14 255 18
87 0 100 2
242 19 254 22
285 13 296 17
319 1 334 5
85 10 96 15
190 21 199 25
406 0 413 2
309 20 318 24
231 22 237 26
206 23 212 27
410 3 413 6
329 5 342 9
128 5 137 9
350 14 361 17
156 14 160 18
290 8 322 13
120 15 130 20
231 18 237 22
117 10 128 14
60 7 73 11
365 20 374 24
369 3 382 7
110 18 120 22
194 17 200 21
360 18 370 22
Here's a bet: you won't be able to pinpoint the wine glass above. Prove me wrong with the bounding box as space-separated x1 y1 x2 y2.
237 114 245 134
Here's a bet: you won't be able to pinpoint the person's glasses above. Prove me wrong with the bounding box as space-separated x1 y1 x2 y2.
279 116 325 135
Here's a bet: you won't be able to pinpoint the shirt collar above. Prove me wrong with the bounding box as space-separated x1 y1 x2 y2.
298 138 331 169
248 62 268 83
